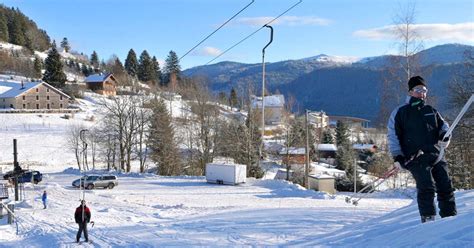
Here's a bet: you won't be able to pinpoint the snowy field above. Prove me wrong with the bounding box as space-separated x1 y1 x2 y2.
0 92 473 247
0 171 473 247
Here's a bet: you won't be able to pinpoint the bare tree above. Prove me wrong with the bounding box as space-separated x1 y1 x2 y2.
100 95 141 172
67 125 86 170
446 49 474 189
376 2 426 126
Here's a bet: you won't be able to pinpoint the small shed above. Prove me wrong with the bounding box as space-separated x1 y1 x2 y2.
206 163 246 185
308 174 336 194
317 144 337 159
279 147 306 165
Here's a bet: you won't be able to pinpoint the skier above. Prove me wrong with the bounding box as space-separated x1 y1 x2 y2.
42 190 47 209
387 75 457 223
74 200 91 243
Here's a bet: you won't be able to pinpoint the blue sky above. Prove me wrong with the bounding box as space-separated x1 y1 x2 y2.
2 0 473 69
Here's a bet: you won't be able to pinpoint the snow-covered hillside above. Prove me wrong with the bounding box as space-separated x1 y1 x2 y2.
0 92 473 247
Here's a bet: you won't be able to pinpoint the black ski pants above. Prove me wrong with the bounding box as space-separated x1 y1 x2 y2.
407 155 457 218
76 222 88 242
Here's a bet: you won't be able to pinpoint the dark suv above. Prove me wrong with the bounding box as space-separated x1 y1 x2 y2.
3 170 43 184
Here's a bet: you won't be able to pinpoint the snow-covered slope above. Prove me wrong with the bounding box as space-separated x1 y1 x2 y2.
0 171 472 247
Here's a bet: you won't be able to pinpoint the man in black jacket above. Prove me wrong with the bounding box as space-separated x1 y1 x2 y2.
387 76 457 223
74 200 91 243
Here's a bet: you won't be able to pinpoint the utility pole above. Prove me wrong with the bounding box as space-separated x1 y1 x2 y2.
354 159 357 193
259 25 273 162
305 110 310 189
13 139 20 201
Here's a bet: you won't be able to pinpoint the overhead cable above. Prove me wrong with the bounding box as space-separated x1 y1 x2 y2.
205 0 303 65
178 0 255 62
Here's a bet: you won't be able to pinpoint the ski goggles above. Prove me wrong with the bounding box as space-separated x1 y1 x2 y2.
412 87 428 94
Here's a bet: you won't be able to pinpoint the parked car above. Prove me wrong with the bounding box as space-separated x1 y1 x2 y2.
72 175 118 190
3 170 43 184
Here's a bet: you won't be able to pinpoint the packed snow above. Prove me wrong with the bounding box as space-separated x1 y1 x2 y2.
0 91 473 247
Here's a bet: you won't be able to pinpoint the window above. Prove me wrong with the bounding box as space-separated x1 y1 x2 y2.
36 104 39 109
36 96 39 100
22 96 25 100
47 96 49 100
60 96 63 100
47 104 50 109
23 104 25 108
36 88 39 92
60 104 63 108
47 88 49 92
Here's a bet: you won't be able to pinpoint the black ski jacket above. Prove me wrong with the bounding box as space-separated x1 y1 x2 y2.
387 97 449 159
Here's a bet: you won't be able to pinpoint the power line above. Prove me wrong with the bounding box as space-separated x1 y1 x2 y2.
178 0 255 62
205 0 303 65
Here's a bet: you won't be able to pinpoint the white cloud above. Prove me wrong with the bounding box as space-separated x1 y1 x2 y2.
235 16 331 27
191 46 222 57
353 23 474 42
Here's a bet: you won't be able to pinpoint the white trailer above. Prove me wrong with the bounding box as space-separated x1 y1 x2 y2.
206 163 246 185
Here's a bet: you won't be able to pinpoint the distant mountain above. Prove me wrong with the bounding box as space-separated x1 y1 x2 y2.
355 43 472 68
183 44 472 124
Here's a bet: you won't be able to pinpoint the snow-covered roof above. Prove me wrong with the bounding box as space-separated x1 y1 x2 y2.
279 147 306 155
0 81 41 98
316 144 337 151
85 73 112 83
309 174 335 179
0 80 71 99
353 144 376 150
251 94 285 108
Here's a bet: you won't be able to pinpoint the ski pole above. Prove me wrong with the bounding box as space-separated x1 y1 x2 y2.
351 169 400 205
345 167 399 204
349 150 424 205
434 94 473 165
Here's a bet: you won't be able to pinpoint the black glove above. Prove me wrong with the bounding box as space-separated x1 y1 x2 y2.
393 155 406 169
439 131 450 142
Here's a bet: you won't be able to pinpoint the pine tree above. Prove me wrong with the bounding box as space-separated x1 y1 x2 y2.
148 98 182 176
0 12 9 42
163 50 181 86
229 87 239 109
124 49 138 77
81 64 90 76
8 12 26 46
90 51 99 68
33 56 42 78
137 50 154 82
42 41 66 88
60 37 71 52
322 130 334 144
335 121 350 146
152 56 161 85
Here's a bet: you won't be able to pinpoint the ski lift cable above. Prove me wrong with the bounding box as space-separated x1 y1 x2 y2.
205 0 303 65
179 0 255 62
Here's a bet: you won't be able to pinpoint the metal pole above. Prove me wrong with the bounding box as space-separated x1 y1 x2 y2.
259 25 273 161
13 139 19 201
354 159 357 193
305 110 310 189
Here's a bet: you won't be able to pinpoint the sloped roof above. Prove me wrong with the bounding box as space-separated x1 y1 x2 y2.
0 81 41 98
316 144 337 151
85 73 112 83
353 144 376 150
0 81 71 99
279 147 306 155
